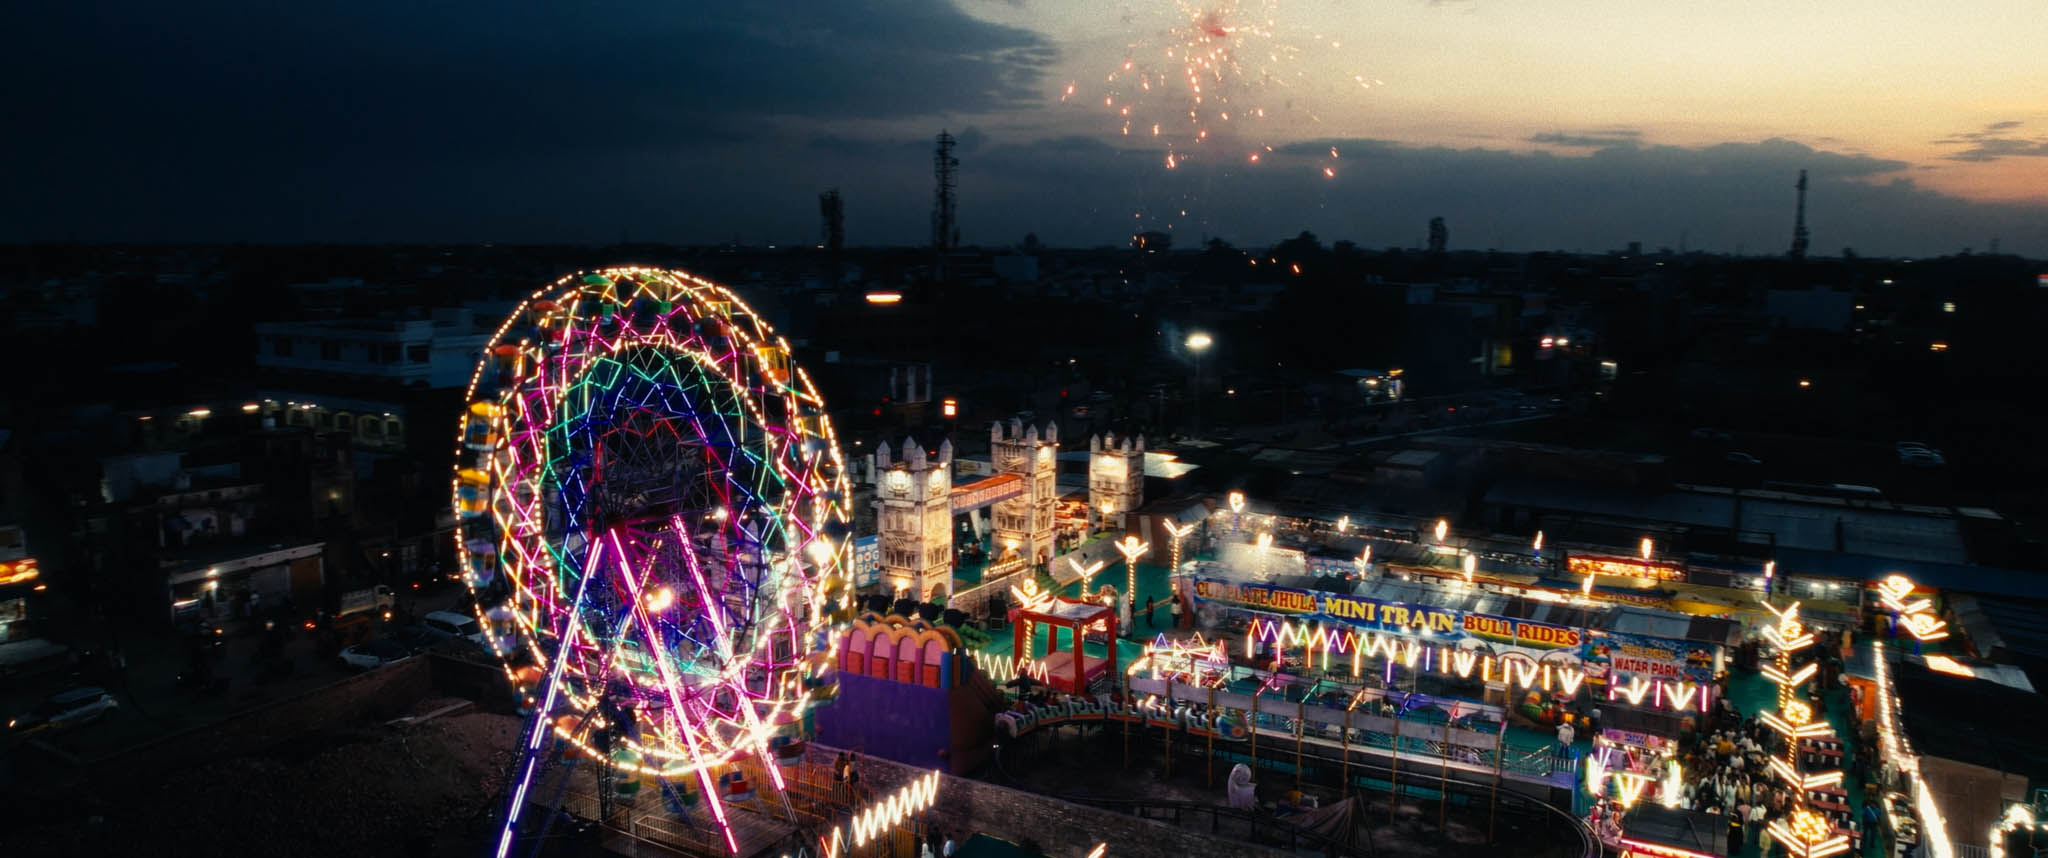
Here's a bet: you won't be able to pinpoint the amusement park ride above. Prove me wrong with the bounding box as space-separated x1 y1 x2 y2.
454 269 857 857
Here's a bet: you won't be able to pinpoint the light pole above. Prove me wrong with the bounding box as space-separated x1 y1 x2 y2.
1163 520 1196 576
1186 332 1212 432
1115 534 1150 635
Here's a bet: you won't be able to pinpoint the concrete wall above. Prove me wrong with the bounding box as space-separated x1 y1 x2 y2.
811 743 1290 858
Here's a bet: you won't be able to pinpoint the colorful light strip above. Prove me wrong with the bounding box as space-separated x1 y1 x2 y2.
1242 618 1705 711
458 270 855 856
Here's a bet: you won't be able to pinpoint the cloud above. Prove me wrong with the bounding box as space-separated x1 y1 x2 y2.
1932 121 2048 162
0 0 1058 240
1527 129 1644 149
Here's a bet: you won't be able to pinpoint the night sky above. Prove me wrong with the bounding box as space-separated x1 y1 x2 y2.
6 0 2046 255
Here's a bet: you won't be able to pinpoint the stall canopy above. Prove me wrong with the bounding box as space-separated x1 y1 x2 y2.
1618 804 1729 858
1603 606 1739 649
1010 596 1119 695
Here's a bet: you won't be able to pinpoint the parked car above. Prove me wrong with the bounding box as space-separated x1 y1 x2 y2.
1691 427 1735 442
1899 449 1946 468
1068 405 1091 419
337 639 413 671
421 610 490 648
1895 441 1932 454
339 585 396 618
1725 452 1763 466
9 687 118 734
390 626 443 654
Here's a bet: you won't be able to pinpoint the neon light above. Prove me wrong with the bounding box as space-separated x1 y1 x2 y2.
1664 680 1696 711
1613 771 1652 808
1557 668 1584 697
1924 654 1974 677
459 270 855 857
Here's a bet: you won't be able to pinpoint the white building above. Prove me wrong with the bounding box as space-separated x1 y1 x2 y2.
254 307 493 390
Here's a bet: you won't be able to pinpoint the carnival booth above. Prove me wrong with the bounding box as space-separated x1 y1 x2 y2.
1590 705 1688 811
1612 803 1729 858
1010 595 1120 694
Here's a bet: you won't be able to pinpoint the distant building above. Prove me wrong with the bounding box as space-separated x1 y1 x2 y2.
1764 286 1853 332
254 307 494 390
991 255 1039 283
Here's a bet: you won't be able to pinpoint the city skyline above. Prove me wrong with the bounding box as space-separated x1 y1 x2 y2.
5 0 2046 255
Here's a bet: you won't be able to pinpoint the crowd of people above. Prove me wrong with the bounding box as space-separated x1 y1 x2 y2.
1669 630 1873 857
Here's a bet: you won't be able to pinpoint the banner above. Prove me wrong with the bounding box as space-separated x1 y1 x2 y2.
1319 592 1460 636
1588 631 1714 684
994 693 1248 741
1568 554 1686 583
1461 614 1583 650
1190 578 1318 614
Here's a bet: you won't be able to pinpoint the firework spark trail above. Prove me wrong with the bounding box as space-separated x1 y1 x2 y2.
1065 0 1380 181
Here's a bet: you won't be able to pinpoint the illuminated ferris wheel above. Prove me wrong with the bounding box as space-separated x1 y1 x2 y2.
453 268 853 851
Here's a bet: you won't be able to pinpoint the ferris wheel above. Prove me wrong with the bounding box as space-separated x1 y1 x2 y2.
454 268 853 854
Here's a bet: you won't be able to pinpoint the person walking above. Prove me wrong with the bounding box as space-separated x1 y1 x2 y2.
1144 595 1157 629
1556 719 1577 761
1169 594 1184 629
1747 799 1767 850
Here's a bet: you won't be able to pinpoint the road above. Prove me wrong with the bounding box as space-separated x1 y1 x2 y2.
0 580 474 782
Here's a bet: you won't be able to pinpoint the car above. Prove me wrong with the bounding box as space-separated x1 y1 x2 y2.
1546 396 1566 409
1895 441 1931 454
1069 406 1091 419
390 626 443 654
421 610 490 648
9 687 118 733
1691 428 1735 442
1725 452 1763 466
1090 391 1114 402
1899 450 1945 468
338 639 414 670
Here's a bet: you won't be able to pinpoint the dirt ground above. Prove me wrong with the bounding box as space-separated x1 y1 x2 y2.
4 699 524 858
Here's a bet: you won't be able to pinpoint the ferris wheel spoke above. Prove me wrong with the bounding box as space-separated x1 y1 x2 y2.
459 269 849 857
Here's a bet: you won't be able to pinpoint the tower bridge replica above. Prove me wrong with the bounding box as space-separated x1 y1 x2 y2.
869 421 1148 605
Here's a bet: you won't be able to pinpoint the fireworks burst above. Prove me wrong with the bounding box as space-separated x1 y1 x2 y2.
1063 0 1379 179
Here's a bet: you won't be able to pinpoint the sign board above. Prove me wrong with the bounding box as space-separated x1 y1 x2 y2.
1568 554 1687 583
853 536 881 588
1462 614 1583 650
1589 631 1715 684
1320 592 1460 636
1191 578 1318 614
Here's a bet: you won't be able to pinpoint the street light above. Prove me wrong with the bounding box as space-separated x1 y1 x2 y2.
1115 535 1151 634
1186 332 1213 431
1163 520 1197 575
